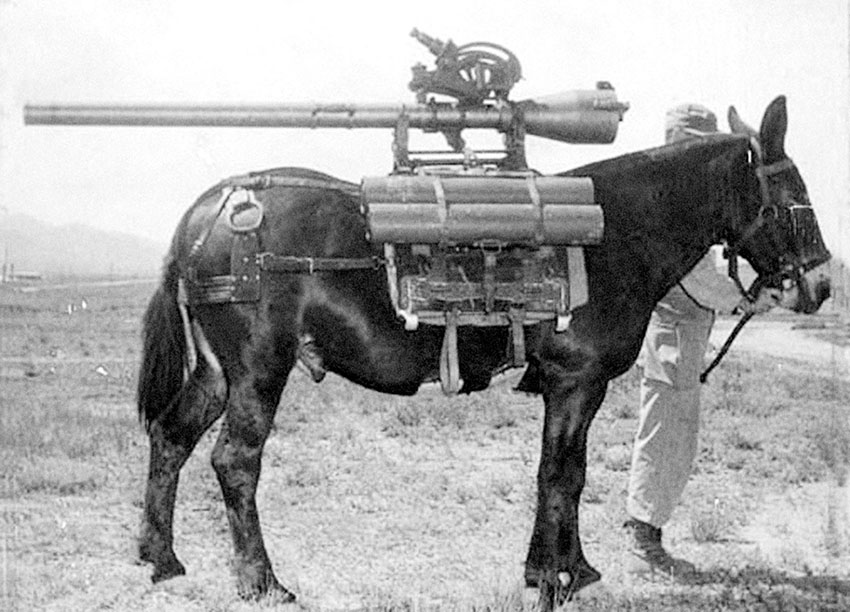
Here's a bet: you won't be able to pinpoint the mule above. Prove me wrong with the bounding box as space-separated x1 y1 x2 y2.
135 96 831 609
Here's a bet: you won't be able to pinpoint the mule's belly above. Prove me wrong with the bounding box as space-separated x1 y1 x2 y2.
299 285 443 395
303 299 518 396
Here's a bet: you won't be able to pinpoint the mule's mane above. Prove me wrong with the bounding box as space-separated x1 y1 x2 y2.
560 133 749 179
554 132 755 322
560 133 753 252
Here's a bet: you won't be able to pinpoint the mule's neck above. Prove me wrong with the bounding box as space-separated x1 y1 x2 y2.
569 134 753 307
645 135 752 291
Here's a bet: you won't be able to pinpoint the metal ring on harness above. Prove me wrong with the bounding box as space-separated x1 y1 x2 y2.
226 189 264 233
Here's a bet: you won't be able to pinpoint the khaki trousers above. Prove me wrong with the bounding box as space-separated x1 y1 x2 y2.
626 285 714 528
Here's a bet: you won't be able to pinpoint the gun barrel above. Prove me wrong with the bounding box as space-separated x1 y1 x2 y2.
24 88 628 144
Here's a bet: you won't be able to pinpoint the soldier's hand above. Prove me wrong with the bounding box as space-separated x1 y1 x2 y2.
737 288 782 315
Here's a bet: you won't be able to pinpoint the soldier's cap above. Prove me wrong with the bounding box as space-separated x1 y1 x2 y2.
665 103 718 144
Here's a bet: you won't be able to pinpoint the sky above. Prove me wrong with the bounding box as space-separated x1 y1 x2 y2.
0 0 848 264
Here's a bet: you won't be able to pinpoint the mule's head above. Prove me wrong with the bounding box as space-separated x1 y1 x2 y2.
726 96 831 314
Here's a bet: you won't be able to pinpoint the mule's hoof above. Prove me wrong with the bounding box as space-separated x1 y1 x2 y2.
137 539 187 583
526 567 593 589
570 563 602 595
266 585 297 605
151 558 186 583
529 563 603 610
239 586 296 604
237 571 296 604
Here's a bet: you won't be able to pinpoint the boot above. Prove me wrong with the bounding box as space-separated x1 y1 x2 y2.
624 518 696 578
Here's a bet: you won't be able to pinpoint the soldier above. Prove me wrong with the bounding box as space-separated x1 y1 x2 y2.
624 103 782 577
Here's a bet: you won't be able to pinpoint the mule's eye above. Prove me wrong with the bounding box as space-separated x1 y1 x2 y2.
760 205 778 220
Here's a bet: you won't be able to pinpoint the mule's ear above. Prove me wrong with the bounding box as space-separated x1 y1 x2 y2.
728 105 758 137
758 95 788 162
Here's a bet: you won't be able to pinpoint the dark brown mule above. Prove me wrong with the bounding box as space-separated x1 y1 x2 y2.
136 96 830 609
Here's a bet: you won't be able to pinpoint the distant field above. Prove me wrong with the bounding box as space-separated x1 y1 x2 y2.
1 281 849 611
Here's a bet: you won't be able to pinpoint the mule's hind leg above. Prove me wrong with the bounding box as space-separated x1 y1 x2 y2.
210 370 295 601
138 362 227 582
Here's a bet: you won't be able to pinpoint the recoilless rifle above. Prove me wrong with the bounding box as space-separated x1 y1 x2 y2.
25 29 628 171
25 30 630 394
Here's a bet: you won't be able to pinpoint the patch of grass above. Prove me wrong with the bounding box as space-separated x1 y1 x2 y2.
690 498 733 543
725 428 762 452
602 444 632 472
380 394 474 437
489 406 519 430
360 582 538 612
11 456 104 496
455 483 478 505
782 370 850 402
810 406 850 486
601 367 641 420
823 494 844 559
284 463 328 488
6 283 850 611
697 352 850 487
581 475 608 504
489 475 515 501
0 395 135 462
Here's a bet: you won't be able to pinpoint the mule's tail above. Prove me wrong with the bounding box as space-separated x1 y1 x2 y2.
137 255 186 431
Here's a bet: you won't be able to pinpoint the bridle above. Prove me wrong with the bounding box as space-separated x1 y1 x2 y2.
701 135 829 382
722 136 828 300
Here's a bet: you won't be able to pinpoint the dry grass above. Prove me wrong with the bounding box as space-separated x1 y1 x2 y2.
1 281 849 610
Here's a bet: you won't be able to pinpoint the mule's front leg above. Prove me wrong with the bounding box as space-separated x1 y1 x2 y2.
210 379 295 602
526 367 607 610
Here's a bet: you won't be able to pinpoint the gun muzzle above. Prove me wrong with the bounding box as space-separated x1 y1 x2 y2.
519 88 629 144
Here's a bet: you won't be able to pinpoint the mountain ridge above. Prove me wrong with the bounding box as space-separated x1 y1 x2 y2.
0 213 168 278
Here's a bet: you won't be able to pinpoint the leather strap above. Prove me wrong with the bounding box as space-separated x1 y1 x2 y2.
258 253 382 273
509 307 526 366
227 173 360 197
440 308 461 395
185 253 383 305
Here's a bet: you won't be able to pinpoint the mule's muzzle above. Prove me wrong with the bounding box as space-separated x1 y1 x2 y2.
801 267 831 314
780 263 832 314
814 275 832 305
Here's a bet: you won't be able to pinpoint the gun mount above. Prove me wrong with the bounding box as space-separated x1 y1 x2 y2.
25 30 628 172
408 28 522 105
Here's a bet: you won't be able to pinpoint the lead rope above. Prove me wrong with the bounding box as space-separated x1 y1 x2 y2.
699 258 763 384
698 264 761 384
700 311 753 383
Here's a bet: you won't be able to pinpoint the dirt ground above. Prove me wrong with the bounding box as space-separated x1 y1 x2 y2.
710 312 850 586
